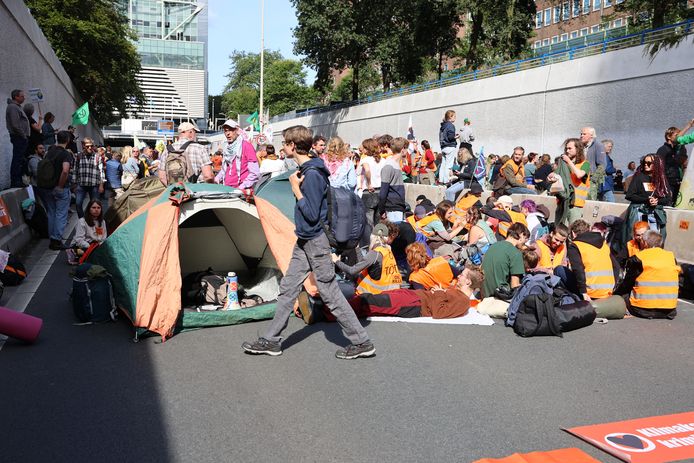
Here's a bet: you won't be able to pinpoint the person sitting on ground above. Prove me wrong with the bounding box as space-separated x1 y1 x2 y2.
449 182 484 224
259 144 287 179
67 199 108 264
534 224 569 273
460 206 497 266
559 219 618 301
482 195 528 240
418 200 467 251
480 222 529 298
445 147 478 201
417 140 437 185
493 146 536 196
522 248 541 274
614 230 680 320
332 222 402 297
626 221 649 257
406 242 459 290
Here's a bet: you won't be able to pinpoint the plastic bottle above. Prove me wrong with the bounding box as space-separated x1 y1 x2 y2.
224 272 241 310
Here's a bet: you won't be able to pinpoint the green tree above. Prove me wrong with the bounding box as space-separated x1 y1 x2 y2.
329 67 381 102
614 0 694 55
221 50 318 118
26 0 144 125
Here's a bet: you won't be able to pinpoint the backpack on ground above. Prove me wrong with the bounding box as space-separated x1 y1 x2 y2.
165 141 195 184
71 263 117 323
0 254 27 286
513 293 562 337
182 268 241 307
21 198 49 238
200 274 228 305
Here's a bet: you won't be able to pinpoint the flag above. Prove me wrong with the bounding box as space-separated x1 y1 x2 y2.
246 110 260 131
71 102 89 126
473 146 486 184
406 115 415 139
134 135 146 151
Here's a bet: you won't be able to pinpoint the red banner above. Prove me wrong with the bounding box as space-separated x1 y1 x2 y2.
565 411 694 463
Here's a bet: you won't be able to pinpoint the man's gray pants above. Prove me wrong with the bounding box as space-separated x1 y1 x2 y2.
263 233 370 346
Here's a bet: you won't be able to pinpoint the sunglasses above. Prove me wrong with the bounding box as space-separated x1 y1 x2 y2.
643 161 653 166
84 144 94 148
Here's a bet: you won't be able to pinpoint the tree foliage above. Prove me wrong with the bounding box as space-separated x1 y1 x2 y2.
26 0 144 125
221 50 318 118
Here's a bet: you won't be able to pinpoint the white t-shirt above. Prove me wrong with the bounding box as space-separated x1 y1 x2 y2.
358 155 384 191
259 158 287 178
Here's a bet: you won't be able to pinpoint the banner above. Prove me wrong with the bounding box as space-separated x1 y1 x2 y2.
28 88 44 104
677 160 694 209
565 411 694 463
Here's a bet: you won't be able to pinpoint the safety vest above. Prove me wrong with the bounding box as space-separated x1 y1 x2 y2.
409 256 454 290
574 240 615 299
452 194 480 221
630 248 680 310
501 159 525 184
536 239 566 269
570 160 590 208
498 210 528 238
627 239 642 257
413 214 441 237
355 246 402 295
406 215 417 229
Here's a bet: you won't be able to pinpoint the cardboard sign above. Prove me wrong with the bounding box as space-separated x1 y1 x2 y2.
565 411 694 463
28 88 44 103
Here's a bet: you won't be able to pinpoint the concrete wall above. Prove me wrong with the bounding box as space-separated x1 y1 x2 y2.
270 37 694 172
0 0 103 190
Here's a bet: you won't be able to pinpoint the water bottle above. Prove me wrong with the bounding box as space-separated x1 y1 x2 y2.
224 272 241 310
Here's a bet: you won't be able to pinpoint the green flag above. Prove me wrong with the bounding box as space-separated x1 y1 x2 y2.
71 102 89 126
246 110 260 131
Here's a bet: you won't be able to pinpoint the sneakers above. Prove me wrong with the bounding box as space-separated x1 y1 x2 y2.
49 239 67 250
335 341 376 360
242 337 282 356
297 291 315 325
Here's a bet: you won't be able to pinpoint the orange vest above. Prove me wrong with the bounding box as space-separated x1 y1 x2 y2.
502 159 525 184
536 239 566 269
627 239 642 257
571 160 590 208
630 248 680 310
498 210 527 238
452 194 479 221
409 256 454 290
413 214 441 237
356 246 403 295
574 240 615 299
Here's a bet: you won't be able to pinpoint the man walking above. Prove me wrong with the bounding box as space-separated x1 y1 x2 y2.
242 125 375 359
37 131 72 250
72 137 105 218
6 89 30 187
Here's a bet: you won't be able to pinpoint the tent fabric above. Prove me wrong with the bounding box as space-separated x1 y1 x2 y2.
473 448 601 463
106 176 166 231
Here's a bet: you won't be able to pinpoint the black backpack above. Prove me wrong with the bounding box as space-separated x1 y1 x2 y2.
71 263 116 323
36 146 64 189
513 293 562 337
0 254 27 286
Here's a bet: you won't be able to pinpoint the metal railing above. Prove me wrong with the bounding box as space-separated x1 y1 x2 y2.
271 19 693 123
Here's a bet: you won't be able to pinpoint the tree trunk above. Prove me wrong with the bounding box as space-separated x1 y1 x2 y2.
437 50 444 80
352 64 359 101
466 10 484 70
652 0 666 29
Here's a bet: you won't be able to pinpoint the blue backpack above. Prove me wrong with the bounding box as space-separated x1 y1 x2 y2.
71 263 117 324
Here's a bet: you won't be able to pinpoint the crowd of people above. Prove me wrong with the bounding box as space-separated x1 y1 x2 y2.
6 90 692 358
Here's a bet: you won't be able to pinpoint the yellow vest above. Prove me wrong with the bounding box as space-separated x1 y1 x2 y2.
502 159 525 184
627 239 642 257
414 214 440 237
630 248 680 310
356 246 403 295
571 160 590 208
452 194 479 221
409 256 454 290
536 239 566 269
574 240 615 299
498 210 528 238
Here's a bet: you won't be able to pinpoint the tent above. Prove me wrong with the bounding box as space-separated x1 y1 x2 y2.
90 182 288 339
105 176 166 231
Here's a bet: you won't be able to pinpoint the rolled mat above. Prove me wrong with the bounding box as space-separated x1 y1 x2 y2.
590 295 626 319
0 306 43 343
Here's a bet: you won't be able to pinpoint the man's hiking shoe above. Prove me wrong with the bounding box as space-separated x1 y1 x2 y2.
297 291 315 325
335 341 376 359
242 338 282 356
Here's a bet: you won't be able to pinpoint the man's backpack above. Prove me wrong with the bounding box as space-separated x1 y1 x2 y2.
36 147 63 189
165 141 195 184
0 254 27 286
305 167 367 251
71 263 117 323
513 293 562 337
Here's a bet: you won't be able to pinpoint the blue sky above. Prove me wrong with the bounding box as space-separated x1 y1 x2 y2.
207 0 315 95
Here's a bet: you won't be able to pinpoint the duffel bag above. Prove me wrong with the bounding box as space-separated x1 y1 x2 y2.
590 295 626 319
556 301 596 332
513 293 562 338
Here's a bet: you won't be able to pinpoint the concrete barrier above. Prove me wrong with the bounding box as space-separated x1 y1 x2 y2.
0 187 31 254
403 184 694 264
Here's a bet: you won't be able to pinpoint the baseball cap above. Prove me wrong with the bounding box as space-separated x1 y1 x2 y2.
464 118 470 124
372 223 389 237
222 119 239 130
469 183 483 194
178 122 200 133
496 195 513 206
414 205 427 219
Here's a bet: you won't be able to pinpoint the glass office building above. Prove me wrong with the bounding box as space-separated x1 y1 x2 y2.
119 0 208 121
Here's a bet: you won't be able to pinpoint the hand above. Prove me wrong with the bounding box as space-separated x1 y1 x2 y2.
561 154 571 164
527 184 536 190
288 171 304 189
368 186 375 193
331 253 339 263
648 196 658 206
431 284 446 292
583 293 592 302
547 173 557 183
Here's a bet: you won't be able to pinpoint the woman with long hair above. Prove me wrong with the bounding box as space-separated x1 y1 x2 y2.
623 154 671 243
120 146 139 187
445 147 478 202
67 199 108 264
323 136 356 189
415 200 467 252
438 109 458 184
533 153 553 192
549 138 591 225
358 138 384 229
405 242 458 290
417 140 437 185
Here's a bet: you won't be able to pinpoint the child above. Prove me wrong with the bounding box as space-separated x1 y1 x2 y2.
242 125 375 359
67 200 107 264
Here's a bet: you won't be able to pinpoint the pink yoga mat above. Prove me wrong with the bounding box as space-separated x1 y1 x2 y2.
0 306 43 343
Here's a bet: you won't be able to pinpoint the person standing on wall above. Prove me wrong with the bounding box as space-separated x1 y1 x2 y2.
656 119 694 206
579 127 606 200
6 89 30 188
438 110 458 185
598 139 617 203
458 117 474 155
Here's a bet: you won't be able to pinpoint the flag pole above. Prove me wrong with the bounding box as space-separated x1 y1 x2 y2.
259 0 265 132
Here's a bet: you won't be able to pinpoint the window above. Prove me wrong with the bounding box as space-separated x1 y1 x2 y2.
542 38 550 46
536 11 543 28
560 33 569 41
444 63 449 71
554 5 561 23
571 30 579 38
562 2 570 20
613 18 623 27
534 40 542 49
591 24 601 33
551 35 559 44
573 0 580 17
594 0 601 10
580 27 589 36
582 0 591 14
544 8 551 26
604 0 612 6
616 0 624 3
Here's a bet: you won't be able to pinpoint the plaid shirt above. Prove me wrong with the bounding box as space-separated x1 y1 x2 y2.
160 139 211 177
72 151 105 187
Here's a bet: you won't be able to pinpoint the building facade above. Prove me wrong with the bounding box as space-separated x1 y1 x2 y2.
119 0 208 122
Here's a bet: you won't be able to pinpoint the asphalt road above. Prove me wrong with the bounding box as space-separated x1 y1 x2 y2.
1 244 694 463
